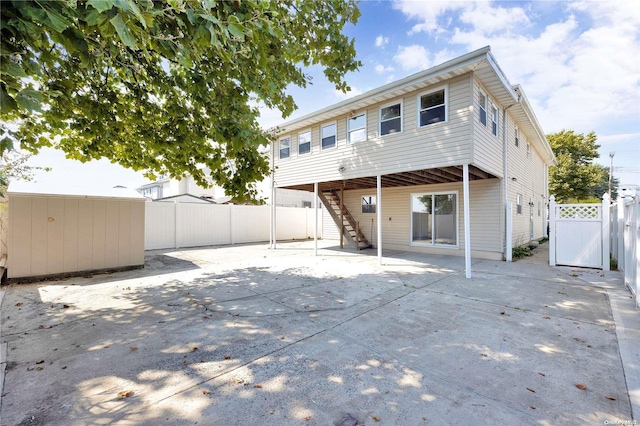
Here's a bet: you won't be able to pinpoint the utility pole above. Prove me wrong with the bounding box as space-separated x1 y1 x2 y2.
609 152 615 201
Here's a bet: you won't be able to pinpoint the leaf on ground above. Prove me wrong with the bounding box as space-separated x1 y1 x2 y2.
526 387 536 393
542 315 551 319
538 372 546 377
36 360 45 364
117 390 134 399
529 405 536 409
130 346 138 351
224 355 231 360
61 366 67 370
36 366 44 371
280 336 285 340
575 384 587 390
15 302 23 306
480 354 488 357
500 311 505 315
192 347 198 351
202 390 211 395
62 304 70 308
305 416 312 421
605 395 616 400
372 415 381 422
254 384 262 388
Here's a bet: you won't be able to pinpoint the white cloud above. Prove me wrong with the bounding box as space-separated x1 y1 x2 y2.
374 64 394 74
394 45 431 71
393 0 465 33
375 35 389 48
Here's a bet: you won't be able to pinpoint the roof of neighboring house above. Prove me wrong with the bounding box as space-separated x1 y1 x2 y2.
275 45 555 166
154 194 215 204
7 181 145 200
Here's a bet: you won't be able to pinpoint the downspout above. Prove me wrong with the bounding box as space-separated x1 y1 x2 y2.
270 138 275 249
503 95 520 261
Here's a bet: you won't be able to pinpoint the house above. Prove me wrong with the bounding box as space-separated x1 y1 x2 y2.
137 171 316 207
270 46 556 273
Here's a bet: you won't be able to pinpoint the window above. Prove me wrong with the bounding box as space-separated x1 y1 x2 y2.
411 192 457 246
302 201 312 208
526 142 531 158
491 105 498 136
537 201 541 217
380 103 402 135
516 194 523 214
298 130 311 155
478 92 487 126
279 137 290 159
347 113 366 143
418 88 446 127
515 127 519 147
321 123 336 149
362 196 376 214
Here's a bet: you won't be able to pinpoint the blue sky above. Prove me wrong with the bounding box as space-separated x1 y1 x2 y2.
27 0 640 189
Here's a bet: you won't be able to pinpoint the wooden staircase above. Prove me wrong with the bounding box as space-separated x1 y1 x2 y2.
318 191 370 250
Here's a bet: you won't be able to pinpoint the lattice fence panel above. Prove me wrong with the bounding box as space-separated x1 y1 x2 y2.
556 204 600 220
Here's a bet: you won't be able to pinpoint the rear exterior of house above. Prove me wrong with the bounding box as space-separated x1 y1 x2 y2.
271 46 555 261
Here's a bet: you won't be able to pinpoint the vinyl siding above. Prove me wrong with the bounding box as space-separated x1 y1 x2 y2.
337 179 502 260
505 112 548 246
274 75 473 187
472 78 504 177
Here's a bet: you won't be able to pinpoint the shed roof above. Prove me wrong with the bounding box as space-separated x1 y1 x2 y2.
8 181 145 200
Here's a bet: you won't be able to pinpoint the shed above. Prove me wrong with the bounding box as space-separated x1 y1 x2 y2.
7 182 145 280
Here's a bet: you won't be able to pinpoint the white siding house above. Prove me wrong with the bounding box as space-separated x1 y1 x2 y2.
270 46 556 264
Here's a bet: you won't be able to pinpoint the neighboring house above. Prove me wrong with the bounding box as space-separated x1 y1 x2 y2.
137 172 316 207
270 46 556 262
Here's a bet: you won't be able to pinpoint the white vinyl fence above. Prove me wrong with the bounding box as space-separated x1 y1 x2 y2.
145 203 323 250
611 195 639 308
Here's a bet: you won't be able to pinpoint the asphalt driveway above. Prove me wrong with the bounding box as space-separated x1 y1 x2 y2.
0 240 638 425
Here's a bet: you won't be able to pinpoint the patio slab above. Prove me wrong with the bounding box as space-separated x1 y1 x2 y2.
0 240 636 425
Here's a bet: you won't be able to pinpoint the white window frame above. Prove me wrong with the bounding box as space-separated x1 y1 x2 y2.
321 122 337 150
410 191 459 248
417 85 448 128
516 194 523 215
298 130 311 156
347 112 367 144
379 101 403 136
279 136 290 160
362 196 376 214
515 126 519 147
526 142 531 158
491 104 498 136
478 90 487 126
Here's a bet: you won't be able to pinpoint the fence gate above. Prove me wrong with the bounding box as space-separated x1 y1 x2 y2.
549 195 610 270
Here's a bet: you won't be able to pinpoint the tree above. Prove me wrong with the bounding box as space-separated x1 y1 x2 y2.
548 130 603 203
0 151 49 197
1 0 361 200
589 165 619 200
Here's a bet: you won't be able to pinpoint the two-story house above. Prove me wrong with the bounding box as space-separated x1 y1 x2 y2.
270 46 556 274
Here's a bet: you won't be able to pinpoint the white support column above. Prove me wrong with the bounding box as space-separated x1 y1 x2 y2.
617 196 624 272
549 195 556 266
377 175 382 266
505 201 513 262
602 193 610 271
463 164 471 279
272 184 277 250
314 182 318 256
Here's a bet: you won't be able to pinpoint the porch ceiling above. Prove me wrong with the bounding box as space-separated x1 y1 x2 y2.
279 165 497 192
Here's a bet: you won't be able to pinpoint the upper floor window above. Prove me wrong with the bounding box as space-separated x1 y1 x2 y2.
321 123 336 149
515 127 519 147
348 113 366 143
527 142 531 158
298 130 311 155
478 92 487 126
362 196 376 213
380 103 402 135
516 194 523 214
419 88 446 127
279 137 290 159
491 105 498 136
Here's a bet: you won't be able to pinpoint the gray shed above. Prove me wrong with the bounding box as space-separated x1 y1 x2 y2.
7 182 145 280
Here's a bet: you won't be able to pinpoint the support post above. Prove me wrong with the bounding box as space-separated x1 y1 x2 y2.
549 195 556 266
272 184 277 250
340 188 344 249
356 221 359 250
314 182 318 256
377 175 382 266
602 193 610 271
505 201 513 262
617 196 624 272
463 164 471 279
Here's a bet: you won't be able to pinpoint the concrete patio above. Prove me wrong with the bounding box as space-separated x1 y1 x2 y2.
0 240 638 425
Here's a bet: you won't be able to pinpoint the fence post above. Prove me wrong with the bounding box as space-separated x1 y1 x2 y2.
549 195 556 266
602 193 610 271
505 201 513 262
617 196 625 272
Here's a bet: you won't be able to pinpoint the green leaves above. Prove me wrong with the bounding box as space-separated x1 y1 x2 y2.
0 0 361 199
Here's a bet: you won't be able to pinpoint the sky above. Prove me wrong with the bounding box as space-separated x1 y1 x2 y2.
23 0 640 191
